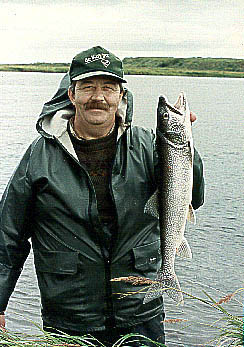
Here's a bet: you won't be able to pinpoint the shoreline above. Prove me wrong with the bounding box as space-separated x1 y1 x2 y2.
1 56 244 78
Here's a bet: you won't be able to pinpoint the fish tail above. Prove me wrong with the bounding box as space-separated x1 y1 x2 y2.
143 271 184 305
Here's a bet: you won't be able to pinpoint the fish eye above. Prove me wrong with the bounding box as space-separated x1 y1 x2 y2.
163 112 169 120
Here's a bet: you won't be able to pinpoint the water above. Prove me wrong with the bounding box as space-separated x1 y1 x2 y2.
0 72 244 346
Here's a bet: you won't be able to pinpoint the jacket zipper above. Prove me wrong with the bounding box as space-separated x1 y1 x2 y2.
54 136 116 327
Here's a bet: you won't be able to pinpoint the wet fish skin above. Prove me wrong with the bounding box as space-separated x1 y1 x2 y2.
143 92 195 305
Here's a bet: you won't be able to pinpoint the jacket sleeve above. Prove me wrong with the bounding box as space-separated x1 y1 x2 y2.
192 148 205 210
0 146 34 312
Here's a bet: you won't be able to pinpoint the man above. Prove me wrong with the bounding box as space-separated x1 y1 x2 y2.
0 46 204 346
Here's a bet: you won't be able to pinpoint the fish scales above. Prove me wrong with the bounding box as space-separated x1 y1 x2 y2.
143 92 195 305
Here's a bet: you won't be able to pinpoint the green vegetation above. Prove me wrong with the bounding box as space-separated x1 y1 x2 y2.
0 330 166 346
123 57 244 78
0 286 242 346
0 63 70 73
199 288 243 346
113 276 244 346
0 57 244 77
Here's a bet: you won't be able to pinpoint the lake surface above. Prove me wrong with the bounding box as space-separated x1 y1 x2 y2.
0 72 243 346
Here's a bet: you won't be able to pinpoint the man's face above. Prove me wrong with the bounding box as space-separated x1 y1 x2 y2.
68 76 123 128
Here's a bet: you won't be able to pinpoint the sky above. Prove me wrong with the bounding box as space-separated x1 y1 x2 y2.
0 0 243 64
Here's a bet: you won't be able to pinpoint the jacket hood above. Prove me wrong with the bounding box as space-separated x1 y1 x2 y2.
37 73 133 139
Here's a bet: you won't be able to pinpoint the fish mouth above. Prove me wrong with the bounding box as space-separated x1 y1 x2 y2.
158 96 183 116
165 103 183 116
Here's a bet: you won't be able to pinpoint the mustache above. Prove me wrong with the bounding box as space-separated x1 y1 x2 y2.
85 102 109 110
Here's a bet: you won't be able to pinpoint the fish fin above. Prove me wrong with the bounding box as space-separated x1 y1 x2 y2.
174 91 186 112
143 271 184 305
187 204 196 224
144 190 159 219
174 92 184 110
176 237 192 259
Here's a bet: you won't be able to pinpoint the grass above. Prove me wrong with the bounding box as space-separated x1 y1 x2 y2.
202 289 243 346
124 67 244 78
0 279 243 346
0 63 69 74
112 276 244 346
0 57 244 78
123 57 244 78
0 330 166 346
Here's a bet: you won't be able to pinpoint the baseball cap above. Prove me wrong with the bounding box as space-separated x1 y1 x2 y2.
69 46 127 83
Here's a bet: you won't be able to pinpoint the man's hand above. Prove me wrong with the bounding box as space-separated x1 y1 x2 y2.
190 111 197 123
0 313 6 331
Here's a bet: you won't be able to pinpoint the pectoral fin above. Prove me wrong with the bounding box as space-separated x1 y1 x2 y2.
144 190 159 219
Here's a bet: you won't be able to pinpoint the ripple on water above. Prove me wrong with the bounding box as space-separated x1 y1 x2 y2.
1 73 244 347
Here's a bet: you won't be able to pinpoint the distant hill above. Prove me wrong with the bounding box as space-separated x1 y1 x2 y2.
0 57 244 78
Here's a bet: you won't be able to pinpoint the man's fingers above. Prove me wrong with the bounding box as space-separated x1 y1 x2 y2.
190 111 197 123
0 314 6 331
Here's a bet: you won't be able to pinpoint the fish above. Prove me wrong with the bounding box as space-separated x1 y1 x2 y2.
143 92 195 305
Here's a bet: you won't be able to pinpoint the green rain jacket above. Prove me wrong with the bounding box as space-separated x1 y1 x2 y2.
0 74 204 332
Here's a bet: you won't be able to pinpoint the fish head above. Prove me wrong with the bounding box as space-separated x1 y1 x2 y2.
157 93 192 146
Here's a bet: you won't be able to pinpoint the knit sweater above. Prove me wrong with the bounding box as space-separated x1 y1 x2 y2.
68 121 118 227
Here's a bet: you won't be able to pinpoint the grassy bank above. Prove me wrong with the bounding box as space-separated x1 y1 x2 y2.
0 63 69 73
123 57 244 78
0 57 244 78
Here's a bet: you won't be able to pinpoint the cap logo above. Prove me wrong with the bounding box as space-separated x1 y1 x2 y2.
84 53 110 68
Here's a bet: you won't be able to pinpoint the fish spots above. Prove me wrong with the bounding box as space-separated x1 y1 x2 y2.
143 93 194 305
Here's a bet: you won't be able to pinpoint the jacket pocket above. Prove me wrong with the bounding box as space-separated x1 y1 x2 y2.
133 239 161 273
34 250 78 275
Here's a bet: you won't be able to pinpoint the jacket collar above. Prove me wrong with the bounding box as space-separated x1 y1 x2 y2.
36 73 133 156
38 90 129 140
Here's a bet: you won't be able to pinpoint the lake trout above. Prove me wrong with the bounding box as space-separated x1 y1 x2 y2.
143 92 195 305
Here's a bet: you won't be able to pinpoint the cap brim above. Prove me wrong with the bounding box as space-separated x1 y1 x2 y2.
72 70 127 83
